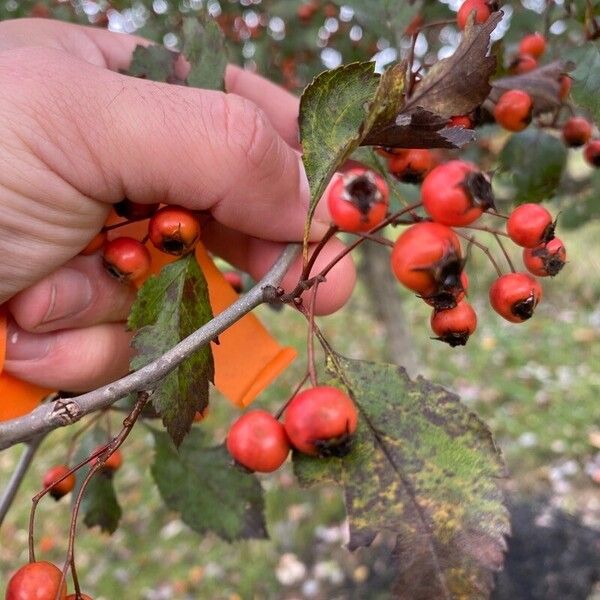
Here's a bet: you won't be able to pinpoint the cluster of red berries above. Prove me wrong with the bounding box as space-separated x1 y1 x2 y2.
81 201 201 283
226 386 358 473
326 162 566 347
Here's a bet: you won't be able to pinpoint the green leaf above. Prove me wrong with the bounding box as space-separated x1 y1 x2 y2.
499 129 568 203
567 42 600 122
72 428 122 535
129 255 214 447
299 62 381 248
151 429 267 541
82 472 123 534
294 354 509 600
127 44 179 82
182 17 228 91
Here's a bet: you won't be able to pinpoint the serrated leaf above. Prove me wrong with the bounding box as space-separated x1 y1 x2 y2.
566 42 600 122
294 354 509 600
151 429 267 541
402 12 501 118
498 129 567 203
299 62 380 248
129 255 214 446
182 17 228 91
72 428 122 535
127 44 179 82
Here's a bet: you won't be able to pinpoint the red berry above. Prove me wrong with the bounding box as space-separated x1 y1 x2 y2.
421 160 495 226
506 204 555 248
562 117 593 148
489 273 542 323
6 562 67 600
558 75 572 100
148 206 201 256
448 115 473 129
422 271 469 310
227 410 290 472
523 237 566 277
80 231 107 256
430 301 477 347
43 465 75 501
93 446 123 472
114 199 160 221
327 168 389 232
494 90 533 132
223 271 244 293
297 2 318 22
390 222 464 301
388 149 435 183
102 237 151 282
457 0 491 30
510 54 538 75
584 140 600 167
518 33 546 58
284 386 358 457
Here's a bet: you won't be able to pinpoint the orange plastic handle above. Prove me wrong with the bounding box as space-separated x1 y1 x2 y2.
0 236 295 421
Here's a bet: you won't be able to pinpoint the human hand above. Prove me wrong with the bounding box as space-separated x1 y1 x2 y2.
0 18 355 391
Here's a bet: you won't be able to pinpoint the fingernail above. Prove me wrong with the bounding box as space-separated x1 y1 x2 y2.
42 269 93 324
5 321 52 361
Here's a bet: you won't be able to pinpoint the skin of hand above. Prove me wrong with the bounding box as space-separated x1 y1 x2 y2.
0 18 356 391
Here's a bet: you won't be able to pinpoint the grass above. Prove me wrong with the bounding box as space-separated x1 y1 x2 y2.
1 223 599 598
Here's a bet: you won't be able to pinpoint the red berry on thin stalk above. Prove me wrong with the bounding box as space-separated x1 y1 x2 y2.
523 237 566 277
457 0 491 30
518 33 546 58
284 386 358 457
507 204 555 248
494 90 533 132
43 464 75 501
584 140 600 167
148 206 201 256
5 562 67 600
388 149 435 184
327 168 389 232
430 301 477 347
562 117 593 148
102 237 151 282
510 54 538 75
489 273 543 323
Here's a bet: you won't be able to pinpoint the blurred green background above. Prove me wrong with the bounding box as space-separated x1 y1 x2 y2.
1 0 599 598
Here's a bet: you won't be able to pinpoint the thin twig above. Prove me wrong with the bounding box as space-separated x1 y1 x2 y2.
0 435 45 528
274 372 310 420
306 280 322 388
301 225 338 280
493 232 516 273
349 231 395 247
456 232 503 277
0 244 300 450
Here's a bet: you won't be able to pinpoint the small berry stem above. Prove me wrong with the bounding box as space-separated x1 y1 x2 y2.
488 210 509 220
274 371 310 420
70 556 81 598
301 224 338 280
456 232 503 277
349 231 395 248
306 281 321 388
493 232 517 273
462 224 510 237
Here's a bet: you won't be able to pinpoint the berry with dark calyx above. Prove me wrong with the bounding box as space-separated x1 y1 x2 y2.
422 271 469 310
327 168 389 232
457 0 491 30
430 301 477 347
6 562 67 600
43 465 75 501
93 446 123 473
80 231 107 256
388 149 435 183
148 206 201 256
518 33 546 58
494 90 533 132
584 140 600 167
114 199 160 221
562 116 593 148
284 386 358 457
507 203 555 248
448 115 473 129
391 222 464 300
510 53 538 75
223 270 244 293
489 273 543 322
523 237 566 277
421 160 495 226
102 237 151 282
558 75 572 100
227 410 290 472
